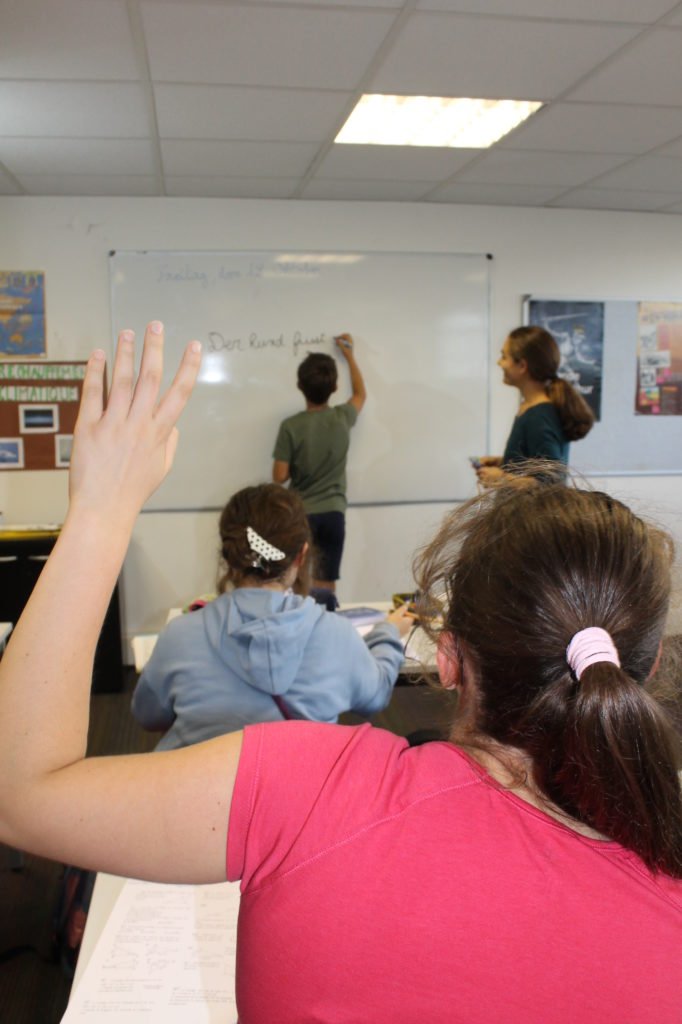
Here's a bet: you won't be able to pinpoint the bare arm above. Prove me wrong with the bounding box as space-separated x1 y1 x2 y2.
272 459 290 485
0 324 243 883
335 334 366 413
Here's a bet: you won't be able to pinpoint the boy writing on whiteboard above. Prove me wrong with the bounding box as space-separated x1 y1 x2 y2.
272 334 366 595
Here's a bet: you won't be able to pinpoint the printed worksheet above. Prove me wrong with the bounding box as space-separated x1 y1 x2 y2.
61 878 240 1022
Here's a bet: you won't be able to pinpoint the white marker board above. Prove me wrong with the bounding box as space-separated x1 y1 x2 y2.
109 250 490 510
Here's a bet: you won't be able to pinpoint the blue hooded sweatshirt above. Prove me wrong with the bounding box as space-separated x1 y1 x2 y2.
131 589 404 750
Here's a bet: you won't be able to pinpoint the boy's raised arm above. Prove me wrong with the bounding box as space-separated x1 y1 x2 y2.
335 334 366 413
0 324 243 884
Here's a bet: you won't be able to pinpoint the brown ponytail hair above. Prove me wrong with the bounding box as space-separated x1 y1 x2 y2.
415 479 682 876
218 484 311 594
508 326 594 441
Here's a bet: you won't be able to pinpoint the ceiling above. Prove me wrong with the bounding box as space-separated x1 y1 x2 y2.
3 0 682 213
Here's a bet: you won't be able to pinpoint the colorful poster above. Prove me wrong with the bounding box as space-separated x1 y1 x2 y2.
526 300 604 421
0 361 86 470
0 271 46 357
636 302 682 415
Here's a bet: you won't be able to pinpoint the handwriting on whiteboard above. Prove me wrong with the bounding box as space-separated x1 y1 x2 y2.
208 330 331 358
157 260 320 288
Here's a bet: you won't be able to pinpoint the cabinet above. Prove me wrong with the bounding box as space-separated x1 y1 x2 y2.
0 528 123 693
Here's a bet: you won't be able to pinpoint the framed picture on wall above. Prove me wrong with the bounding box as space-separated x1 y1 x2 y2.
523 298 604 421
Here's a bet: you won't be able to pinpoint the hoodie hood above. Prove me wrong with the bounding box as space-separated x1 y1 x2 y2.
202 589 326 696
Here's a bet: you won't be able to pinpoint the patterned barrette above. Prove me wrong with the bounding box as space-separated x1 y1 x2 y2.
246 526 286 570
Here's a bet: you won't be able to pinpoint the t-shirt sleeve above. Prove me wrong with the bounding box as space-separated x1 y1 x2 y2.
272 420 293 462
226 721 407 889
340 402 359 427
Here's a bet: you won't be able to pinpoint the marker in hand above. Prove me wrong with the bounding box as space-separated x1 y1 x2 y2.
334 334 353 351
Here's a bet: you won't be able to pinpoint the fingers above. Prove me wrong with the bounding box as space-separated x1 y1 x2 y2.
129 321 165 420
154 339 202 435
107 329 136 417
75 349 106 429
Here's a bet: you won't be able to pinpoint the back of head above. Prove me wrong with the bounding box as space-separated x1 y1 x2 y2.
297 353 337 405
508 325 594 441
218 484 311 592
415 480 682 876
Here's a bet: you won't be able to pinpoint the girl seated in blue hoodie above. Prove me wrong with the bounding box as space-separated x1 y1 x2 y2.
131 484 411 749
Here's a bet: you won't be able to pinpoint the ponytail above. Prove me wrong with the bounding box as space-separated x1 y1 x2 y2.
415 482 682 878
521 662 682 876
547 377 594 441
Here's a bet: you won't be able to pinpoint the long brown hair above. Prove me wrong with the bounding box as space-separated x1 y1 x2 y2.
415 479 682 876
508 326 594 441
218 484 311 594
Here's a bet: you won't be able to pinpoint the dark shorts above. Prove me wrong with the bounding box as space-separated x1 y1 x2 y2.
307 511 346 582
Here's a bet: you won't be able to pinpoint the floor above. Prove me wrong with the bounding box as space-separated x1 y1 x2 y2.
0 670 455 1023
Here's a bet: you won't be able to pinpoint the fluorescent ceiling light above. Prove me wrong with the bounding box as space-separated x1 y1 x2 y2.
335 95 543 148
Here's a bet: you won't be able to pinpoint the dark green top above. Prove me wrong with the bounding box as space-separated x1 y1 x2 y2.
502 402 569 467
273 403 358 514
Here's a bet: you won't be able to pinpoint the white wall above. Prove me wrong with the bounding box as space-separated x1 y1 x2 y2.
1 196 681 656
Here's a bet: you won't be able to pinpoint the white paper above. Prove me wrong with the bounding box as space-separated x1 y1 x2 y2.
61 879 240 1023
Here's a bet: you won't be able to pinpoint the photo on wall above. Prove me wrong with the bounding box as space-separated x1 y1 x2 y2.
55 434 73 467
636 302 682 416
0 271 46 357
19 404 59 433
524 298 604 421
0 438 24 468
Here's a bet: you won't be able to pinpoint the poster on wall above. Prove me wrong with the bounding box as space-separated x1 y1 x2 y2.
0 361 87 470
0 271 46 357
524 299 604 421
636 302 682 415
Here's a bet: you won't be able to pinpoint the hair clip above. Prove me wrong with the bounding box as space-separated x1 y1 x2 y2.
246 526 286 570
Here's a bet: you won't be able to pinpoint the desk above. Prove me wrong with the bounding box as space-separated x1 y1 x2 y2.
132 602 437 680
66 873 240 1021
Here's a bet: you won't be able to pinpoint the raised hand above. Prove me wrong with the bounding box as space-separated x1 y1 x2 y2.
69 322 201 526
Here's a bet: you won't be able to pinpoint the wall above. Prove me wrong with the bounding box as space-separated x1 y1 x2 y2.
1 196 681 655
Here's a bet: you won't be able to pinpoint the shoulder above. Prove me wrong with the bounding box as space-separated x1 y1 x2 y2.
331 402 358 425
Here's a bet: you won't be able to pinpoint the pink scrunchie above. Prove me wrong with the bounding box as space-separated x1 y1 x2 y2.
566 627 620 681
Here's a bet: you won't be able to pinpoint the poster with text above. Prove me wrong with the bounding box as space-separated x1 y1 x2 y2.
636 302 682 415
526 299 604 421
0 271 46 357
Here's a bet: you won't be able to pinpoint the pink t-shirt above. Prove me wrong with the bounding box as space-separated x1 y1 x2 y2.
227 722 682 1024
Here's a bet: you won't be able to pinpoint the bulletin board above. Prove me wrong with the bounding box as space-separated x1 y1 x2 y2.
0 361 86 471
525 297 682 475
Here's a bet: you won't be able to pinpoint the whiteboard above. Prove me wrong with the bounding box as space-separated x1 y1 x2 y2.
109 250 490 510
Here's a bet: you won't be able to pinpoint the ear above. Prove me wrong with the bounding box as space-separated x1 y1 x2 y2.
436 632 461 690
294 541 309 567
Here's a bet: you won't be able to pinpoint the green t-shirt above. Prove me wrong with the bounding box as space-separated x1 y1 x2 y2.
273 403 359 514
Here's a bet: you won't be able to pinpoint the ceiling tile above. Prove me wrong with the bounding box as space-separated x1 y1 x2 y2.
499 102 682 154
165 176 298 199
568 28 682 104
301 178 432 200
161 139 318 177
17 175 159 196
1 0 139 80
657 137 682 157
370 14 639 98
154 84 350 142
454 150 629 186
549 187 682 211
315 144 480 181
0 139 156 176
586 154 682 190
142 2 395 88
0 83 151 138
414 0 674 21
429 181 561 204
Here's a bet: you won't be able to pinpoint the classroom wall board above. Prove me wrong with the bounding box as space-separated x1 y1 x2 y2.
526 297 682 475
110 250 490 510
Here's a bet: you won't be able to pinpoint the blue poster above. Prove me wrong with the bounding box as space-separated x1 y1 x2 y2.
527 299 604 421
0 271 46 357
